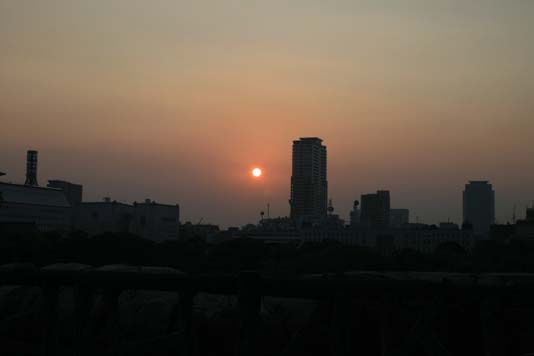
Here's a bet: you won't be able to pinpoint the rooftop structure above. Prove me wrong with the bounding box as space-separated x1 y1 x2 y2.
24 150 39 186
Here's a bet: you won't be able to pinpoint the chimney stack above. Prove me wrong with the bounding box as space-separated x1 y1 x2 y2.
25 150 38 186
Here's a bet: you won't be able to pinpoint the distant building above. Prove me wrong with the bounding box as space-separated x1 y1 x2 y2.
349 200 360 227
289 137 327 227
390 209 409 227
360 191 390 227
47 180 83 207
75 198 180 241
463 181 495 237
133 199 180 242
301 223 474 254
74 199 134 236
0 151 71 232
0 182 71 232
439 222 459 230
257 216 296 233
301 226 378 248
181 222 220 242
397 223 474 254
491 223 516 243
513 208 534 241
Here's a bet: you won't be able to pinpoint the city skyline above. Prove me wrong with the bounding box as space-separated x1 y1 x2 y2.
0 144 528 229
2 3 534 355
1 1 534 226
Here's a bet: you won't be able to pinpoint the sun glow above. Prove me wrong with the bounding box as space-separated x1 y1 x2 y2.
252 168 262 177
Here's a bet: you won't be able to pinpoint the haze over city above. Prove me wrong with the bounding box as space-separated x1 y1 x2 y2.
2 1 534 227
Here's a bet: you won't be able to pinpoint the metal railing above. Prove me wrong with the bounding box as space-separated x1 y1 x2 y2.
1 263 533 356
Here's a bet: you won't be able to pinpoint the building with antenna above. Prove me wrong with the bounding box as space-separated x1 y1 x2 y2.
349 200 360 227
0 151 72 232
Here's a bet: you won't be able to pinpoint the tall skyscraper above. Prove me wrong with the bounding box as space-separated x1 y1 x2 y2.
463 181 495 237
289 137 327 226
360 190 390 227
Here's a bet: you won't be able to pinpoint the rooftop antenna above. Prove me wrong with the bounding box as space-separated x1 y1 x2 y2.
267 203 270 219
24 150 38 186
260 210 265 223
512 205 517 223
328 199 334 215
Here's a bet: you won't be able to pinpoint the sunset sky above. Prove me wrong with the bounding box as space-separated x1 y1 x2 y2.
1 1 533 227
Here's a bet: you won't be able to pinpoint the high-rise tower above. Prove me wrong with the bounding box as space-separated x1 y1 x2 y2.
289 137 327 226
463 181 495 237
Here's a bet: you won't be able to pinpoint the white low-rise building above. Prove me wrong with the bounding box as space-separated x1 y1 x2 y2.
74 198 180 242
74 199 134 235
301 223 474 254
133 199 180 242
0 182 71 232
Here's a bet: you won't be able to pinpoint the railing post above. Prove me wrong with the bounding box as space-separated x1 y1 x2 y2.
237 271 262 356
41 284 59 356
180 290 194 356
329 294 351 356
73 285 93 356
480 295 505 356
103 288 122 354
380 295 393 356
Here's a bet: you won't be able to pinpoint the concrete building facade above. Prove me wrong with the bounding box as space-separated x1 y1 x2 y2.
0 182 71 232
390 209 410 227
463 181 495 237
289 137 328 227
74 198 180 241
133 199 180 242
360 191 390 227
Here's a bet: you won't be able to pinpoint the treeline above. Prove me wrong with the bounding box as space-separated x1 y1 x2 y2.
1 231 534 274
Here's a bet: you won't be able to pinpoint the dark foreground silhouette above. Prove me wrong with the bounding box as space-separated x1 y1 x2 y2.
2 231 534 356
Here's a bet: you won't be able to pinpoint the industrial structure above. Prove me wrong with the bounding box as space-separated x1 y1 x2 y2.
0 150 181 241
0 151 72 232
24 150 39 186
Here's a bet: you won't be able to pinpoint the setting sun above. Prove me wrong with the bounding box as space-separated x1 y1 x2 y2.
252 168 262 177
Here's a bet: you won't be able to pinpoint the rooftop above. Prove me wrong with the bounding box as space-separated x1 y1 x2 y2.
0 182 70 208
295 137 323 143
48 179 82 186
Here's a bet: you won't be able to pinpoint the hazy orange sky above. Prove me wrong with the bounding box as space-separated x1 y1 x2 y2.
1 1 533 226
